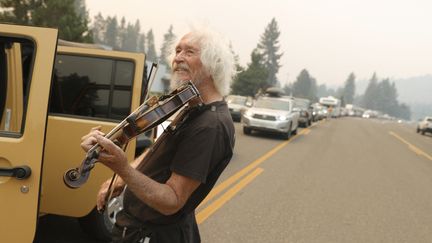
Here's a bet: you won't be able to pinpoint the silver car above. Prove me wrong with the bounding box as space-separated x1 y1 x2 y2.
242 96 300 139
226 95 252 122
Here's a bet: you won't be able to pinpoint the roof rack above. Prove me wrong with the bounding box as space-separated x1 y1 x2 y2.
265 87 286 97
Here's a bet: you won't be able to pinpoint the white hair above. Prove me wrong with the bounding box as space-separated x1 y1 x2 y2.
169 26 236 96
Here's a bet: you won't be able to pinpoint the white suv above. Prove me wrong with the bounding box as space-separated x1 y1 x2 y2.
242 96 300 139
417 116 432 135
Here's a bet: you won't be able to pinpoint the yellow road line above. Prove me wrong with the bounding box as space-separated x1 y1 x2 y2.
196 167 264 224
389 131 432 161
197 129 306 209
302 128 311 135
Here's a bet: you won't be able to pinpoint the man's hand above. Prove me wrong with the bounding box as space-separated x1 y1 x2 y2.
81 126 105 152
81 126 131 211
80 126 129 173
94 134 129 173
96 177 125 212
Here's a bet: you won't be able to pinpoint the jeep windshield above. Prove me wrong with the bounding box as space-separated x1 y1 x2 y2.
254 98 291 111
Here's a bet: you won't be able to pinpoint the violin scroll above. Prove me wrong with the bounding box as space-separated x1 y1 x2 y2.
64 168 88 189
63 150 99 188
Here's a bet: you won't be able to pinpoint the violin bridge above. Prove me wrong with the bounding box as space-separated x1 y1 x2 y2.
147 96 159 107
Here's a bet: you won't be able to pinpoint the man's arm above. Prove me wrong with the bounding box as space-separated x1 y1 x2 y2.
119 166 200 215
94 134 201 215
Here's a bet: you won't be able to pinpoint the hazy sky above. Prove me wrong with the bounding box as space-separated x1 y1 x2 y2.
86 0 432 87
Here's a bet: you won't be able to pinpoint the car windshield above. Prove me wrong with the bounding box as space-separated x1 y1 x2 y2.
294 100 310 109
254 98 291 111
227 96 247 105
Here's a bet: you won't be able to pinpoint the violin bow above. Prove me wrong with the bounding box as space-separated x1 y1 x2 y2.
100 62 160 213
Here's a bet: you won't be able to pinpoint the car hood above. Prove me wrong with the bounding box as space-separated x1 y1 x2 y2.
228 103 245 109
247 107 292 116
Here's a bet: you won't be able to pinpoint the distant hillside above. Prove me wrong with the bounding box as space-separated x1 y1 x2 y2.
396 75 432 104
356 74 432 120
356 74 432 103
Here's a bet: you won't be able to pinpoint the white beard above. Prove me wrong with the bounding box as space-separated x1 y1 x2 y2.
169 74 189 91
170 71 205 92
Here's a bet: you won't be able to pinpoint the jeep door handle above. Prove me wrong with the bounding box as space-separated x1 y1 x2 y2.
0 166 32 179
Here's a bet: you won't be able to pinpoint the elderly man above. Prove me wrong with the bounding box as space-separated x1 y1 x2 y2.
81 27 236 242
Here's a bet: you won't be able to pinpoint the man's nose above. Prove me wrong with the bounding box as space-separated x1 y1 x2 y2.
172 57 184 70
173 53 184 63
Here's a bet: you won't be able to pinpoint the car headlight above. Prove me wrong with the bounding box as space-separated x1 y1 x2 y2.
244 110 254 117
277 115 289 121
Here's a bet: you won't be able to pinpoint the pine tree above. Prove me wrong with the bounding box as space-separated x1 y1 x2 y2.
361 74 410 119
375 78 400 116
397 103 411 120
137 33 146 53
292 69 317 101
105 16 119 49
146 29 158 62
317 84 328 98
32 0 92 42
229 42 244 84
91 14 144 52
257 18 283 87
1 0 92 42
91 13 106 44
362 72 379 109
283 83 293 96
342 72 356 104
0 0 37 25
159 25 176 70
118 17 127 50
121 20 140 52
231 49 268 96
73 0 87 18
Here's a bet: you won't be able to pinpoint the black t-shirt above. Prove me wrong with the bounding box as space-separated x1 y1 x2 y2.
117 100 235 226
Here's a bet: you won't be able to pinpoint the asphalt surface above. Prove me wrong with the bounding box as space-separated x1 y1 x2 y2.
35 117 432 242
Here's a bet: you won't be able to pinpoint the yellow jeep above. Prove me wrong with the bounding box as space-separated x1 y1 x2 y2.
0 24 147 242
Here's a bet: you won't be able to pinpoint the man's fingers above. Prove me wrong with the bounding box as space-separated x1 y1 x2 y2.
95 135 119 154
96 192 107 211
80 128 106 152
91 126 102 131
94 135 128 172
81 130 105 141
98 151 116 161
96 180 110 211
81 136 98 151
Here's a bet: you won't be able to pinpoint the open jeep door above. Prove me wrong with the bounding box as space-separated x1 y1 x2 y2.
0 24 57 243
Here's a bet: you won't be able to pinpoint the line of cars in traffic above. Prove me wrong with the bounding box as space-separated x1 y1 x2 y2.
226 88 328 140
227 88 432 140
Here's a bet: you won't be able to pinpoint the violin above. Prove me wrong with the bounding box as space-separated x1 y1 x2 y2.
63 81 201 189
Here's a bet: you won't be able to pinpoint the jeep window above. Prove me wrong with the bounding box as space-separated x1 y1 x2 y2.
49 54 134 120
0 38 34 135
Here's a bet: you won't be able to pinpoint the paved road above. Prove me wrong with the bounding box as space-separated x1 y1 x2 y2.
35 118 432 242
200 118 432 242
